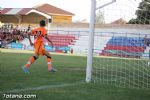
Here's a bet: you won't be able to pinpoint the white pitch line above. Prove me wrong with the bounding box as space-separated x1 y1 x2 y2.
0 82 85 93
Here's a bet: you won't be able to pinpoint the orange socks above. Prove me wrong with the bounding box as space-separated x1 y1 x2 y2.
25 56 35 69
25 56 52 71
47 58 52 71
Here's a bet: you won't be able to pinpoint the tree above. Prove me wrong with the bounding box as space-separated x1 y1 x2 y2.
128 0 150 24
95 10 105 24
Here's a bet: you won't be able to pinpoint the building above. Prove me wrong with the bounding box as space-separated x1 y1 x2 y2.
0 4 74 26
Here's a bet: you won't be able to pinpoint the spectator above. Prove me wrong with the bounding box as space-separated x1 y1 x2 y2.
144 35 150 66
70 48 73 54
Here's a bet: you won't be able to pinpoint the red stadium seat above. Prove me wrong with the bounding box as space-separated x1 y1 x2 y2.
46 34 77 47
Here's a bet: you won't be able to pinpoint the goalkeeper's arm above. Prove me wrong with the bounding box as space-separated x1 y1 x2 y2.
28 32 33 46
44 35 53 47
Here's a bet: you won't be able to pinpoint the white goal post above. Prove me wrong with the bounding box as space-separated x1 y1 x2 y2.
86 0 96 83
86 0 116 83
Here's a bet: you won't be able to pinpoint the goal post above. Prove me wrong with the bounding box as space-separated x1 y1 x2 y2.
86 0 116 83
86 0 96 83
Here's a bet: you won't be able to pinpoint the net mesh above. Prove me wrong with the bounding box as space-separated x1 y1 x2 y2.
93 0 150 89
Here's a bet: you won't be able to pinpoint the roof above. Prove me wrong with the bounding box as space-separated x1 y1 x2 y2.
0 8 32 15
0 3 74 16
34 3 74 16
111 18 127 24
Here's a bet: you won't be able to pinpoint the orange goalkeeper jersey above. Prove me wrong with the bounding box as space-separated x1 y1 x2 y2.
32 27 47 43
32 27 47 55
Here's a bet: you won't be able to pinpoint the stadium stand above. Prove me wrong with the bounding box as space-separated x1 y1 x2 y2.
20 34 77 53
72 35 111 54
45 34 77 53
0 24 25 48
0 24 78 53
72 36 89 54
101 36 146 58
47 34 76 46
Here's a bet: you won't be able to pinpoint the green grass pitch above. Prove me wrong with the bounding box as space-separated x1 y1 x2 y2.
0 50 150 100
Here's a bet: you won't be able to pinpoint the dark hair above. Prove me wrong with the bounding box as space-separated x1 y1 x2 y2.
40 20 46 27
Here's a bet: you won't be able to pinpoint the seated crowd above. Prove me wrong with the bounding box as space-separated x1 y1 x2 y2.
0 24 29 48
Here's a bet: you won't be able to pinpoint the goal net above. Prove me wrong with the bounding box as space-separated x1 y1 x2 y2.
89 0 150 89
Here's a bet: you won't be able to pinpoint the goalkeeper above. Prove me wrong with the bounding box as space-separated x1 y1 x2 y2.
22 20 57 74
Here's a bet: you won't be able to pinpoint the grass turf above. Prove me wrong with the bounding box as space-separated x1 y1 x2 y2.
0 51 150 100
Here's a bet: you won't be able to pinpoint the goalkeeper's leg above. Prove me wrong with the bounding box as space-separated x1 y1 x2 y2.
44 51 57 72
22 54 39 73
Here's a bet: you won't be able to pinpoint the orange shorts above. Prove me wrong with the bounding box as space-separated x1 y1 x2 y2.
34 42 46 55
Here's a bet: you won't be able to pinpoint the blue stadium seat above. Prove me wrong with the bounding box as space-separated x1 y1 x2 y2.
101 36 146 58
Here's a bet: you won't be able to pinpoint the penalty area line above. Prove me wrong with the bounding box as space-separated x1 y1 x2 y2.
0 81 85 93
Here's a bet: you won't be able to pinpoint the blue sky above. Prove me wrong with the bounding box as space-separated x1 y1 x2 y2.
0 0 141 23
